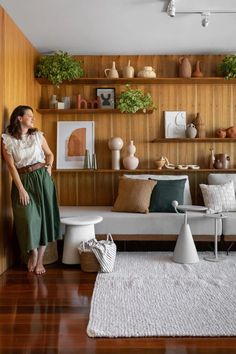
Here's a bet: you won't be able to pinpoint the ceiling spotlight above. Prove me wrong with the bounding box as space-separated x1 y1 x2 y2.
201 11 210 27
167 0 176 17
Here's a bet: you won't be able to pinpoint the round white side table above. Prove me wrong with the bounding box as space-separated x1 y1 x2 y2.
60 216 103 264
173 204 208 264
204 213 227 262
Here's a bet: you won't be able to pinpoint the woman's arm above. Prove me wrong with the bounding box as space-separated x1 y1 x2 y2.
41 136 54 176
1 139 30 206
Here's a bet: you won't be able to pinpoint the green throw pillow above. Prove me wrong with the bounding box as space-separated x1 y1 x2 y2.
149 179 186 213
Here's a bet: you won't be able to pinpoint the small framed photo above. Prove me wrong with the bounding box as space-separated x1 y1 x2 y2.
96 88 116 109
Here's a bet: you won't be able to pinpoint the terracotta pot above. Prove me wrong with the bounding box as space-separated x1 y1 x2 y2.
215 128 226 138
192 61 203 77
226 126 236 138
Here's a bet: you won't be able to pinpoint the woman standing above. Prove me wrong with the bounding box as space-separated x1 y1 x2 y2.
1 105 60 275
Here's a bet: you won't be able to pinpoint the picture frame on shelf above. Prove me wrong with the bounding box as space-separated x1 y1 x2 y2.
164 111 186 138
96 88 116 109
56 121 95 169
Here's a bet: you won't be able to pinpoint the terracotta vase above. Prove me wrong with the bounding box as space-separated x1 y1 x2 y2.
215 128 226 138
123 60 134 78
194 112 206 138
179 57 192 78
192 61 203 77
123 140 139 170
226 126 236 138
105 61 119 78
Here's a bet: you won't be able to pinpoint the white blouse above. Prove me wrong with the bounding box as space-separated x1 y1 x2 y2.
2 131 45 168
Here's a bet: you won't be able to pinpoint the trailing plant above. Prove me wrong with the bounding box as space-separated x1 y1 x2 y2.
219 54 236 79
35 50 84 86
117 85 156 113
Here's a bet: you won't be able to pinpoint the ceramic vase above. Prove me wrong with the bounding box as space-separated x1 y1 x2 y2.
105 61 119 78
123 140 139 170
194 112 206 138
192 61 203 77
108 137 123 170
123 60 134 78
137 66 156 78
49 94 58 108
179 57 192 78
209 148 215 169
186 123 197 138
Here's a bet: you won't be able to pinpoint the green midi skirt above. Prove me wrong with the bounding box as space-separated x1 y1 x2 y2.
11 167 60 255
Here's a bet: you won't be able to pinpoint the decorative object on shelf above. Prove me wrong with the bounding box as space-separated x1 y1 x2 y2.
185 123 197 138
55 102 65 109
83 149 92 169
137 66 156 78
108 137 123 170
122 60 134 78
164 111 186 138
179 57 192 78
192 61 203 77
215 128 226 138
220 54 236 79
104 61 119 78
226 126 236 138
164 157 200 170
209 148 215 169
123 140 139 170
117 85 155 113
154 156 166 170
96 88 115 109
213 154 230 169
77 94 100 109
56 121 95 169
35 50 84 86
49 94 58 109
62 96 71 109
194 112 205 138
92 153 97 169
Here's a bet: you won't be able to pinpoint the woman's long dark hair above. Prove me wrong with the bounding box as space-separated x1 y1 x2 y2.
6 105 37 139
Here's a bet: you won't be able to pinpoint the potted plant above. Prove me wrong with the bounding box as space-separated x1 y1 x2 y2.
117 85 156 113
35 50 84 86
220 54 236 79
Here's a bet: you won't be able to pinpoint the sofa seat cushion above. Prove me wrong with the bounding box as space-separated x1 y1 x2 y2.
59 206 220 236
221 212 236 236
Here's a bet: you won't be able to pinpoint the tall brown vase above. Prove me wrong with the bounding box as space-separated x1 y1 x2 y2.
194 112 206 138
179 57 192 78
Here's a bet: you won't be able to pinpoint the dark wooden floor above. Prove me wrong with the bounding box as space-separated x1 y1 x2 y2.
0 263 236 354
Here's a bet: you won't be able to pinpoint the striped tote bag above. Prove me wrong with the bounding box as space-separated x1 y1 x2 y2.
90 234 116 273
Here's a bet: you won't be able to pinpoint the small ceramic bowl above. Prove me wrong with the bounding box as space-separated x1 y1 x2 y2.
154 160 165 170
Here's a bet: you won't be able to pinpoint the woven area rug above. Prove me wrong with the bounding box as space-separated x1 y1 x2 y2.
87 252 236 337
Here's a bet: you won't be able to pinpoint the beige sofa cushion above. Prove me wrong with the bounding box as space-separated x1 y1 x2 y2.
112 177 157 213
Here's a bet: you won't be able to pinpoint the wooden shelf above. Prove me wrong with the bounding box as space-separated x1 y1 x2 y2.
53 168 236 173
151 138 236 143
36 77 236 86
37 108 153 114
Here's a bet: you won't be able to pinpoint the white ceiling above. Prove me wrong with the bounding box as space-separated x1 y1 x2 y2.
0 0 236 55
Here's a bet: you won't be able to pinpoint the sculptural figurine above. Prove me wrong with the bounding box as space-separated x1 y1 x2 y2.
108 137 123 170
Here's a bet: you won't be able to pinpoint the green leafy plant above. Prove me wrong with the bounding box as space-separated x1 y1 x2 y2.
117 85 156 113
220 55 236 79
35 50 84 85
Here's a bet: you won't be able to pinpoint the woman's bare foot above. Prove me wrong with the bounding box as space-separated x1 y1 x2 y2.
27 250 38 272
35 263 46 275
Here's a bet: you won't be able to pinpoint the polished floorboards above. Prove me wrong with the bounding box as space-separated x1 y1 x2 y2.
0 262 236 354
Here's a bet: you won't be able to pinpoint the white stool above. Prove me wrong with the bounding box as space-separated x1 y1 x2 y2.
60 216 103 264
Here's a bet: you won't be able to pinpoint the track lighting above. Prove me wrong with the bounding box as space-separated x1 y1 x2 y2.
167 0 176 18
201 12 210 28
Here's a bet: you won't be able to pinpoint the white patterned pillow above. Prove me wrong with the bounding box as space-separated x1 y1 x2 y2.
200 180 236 212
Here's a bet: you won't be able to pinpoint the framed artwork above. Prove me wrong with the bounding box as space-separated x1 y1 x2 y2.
56 121 95 169
164 111 186 138
96 88 116 109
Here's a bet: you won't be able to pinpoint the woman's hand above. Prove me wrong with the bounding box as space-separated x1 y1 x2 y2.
46 165 52 176
19 188 30 206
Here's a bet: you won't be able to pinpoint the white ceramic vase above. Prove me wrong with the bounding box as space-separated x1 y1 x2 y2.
123 140 139 170
108 137 123 170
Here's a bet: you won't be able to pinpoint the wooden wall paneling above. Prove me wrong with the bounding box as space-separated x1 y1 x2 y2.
0 7 41 273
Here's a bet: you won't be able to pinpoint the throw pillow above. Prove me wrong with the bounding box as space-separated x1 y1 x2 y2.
112 177 157 213
149 179 186 213
200 180 236 212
